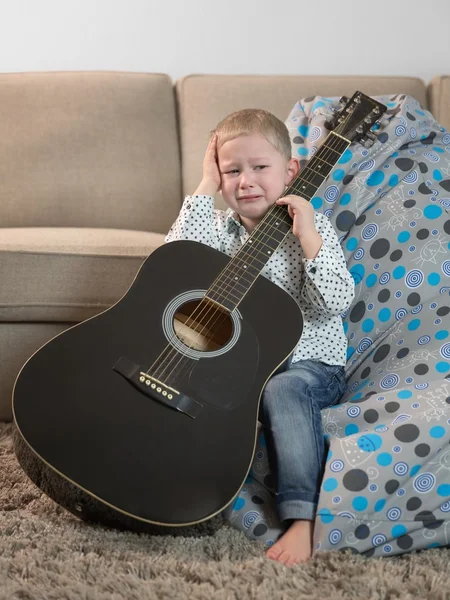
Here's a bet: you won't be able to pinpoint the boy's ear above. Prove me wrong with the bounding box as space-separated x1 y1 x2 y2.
285 157 300 184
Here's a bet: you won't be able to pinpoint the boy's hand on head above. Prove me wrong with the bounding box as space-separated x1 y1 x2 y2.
276 195 323 259
193 134 222 197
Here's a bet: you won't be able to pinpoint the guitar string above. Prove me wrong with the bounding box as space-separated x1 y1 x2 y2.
149 136 349 386
148 206 294 382
147 134 350 386
148 135 349 386
146 133 350 385
150 103 381 384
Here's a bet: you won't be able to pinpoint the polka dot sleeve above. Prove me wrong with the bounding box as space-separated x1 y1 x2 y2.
164 195 221 250
301 213 355 316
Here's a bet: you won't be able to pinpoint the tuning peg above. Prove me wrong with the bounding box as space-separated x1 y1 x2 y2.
360 131 378 148
339 95 349 106
362 138 374 148
324 118 337 130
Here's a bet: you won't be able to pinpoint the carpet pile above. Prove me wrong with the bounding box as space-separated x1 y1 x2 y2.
2 423 450 599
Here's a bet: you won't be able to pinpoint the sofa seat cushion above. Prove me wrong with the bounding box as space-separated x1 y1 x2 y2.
0 228 165 322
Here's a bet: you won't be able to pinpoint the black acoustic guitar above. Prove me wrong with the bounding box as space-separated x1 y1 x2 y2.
13 92 386 534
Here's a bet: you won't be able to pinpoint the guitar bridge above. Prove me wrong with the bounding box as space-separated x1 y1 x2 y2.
112 357 203 419
138 372 178 400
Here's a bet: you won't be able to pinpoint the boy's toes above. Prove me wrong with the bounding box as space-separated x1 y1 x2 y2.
266 543 295 565
278 550 293 565
266 543 283 561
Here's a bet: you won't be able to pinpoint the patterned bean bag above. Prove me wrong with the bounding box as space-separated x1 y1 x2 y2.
225 94 450 557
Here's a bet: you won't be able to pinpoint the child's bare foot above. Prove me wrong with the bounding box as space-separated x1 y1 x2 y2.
266 520 313 566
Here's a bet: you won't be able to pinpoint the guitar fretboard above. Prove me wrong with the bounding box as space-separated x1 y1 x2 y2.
206 132 350 312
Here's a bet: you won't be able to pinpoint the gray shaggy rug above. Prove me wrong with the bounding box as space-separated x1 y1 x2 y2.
2 423 450 600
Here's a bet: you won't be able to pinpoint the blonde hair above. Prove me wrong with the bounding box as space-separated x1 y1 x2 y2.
213 109 292 161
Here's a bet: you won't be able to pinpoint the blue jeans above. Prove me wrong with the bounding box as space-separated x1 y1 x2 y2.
260 358 346 523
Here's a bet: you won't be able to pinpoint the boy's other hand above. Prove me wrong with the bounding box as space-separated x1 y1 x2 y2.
193 134 222 196
276 195 322 259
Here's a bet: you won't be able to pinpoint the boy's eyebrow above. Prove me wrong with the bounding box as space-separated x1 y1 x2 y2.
220 156 271 166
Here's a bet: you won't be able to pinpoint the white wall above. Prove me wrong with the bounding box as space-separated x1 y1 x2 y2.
1 0 448 82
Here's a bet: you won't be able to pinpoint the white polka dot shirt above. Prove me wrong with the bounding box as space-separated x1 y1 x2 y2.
165 195 355 366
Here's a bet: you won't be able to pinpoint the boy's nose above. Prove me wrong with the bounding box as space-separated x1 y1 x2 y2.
239 171 254 187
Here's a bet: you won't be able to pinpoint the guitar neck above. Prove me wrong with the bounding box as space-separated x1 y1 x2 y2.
283 132 350 200
205 132 350 312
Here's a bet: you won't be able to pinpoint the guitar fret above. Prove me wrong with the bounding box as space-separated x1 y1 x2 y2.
229 252 262 272
214 276 248 295
208 286 241 303
226 266 259 283
206 292 237 312
214 270 254 293
298 167 326 183
290 187 312 201
294 180 330 198
236 251 266 267
308 156 336 173
322 142 345 156
311 156 335 168
226 249 262 270
305 165 330 178
241 243 278 265
247 235 281 254
261 221 291 240
255 217 292 241
269 218 291 232
206 131 351 311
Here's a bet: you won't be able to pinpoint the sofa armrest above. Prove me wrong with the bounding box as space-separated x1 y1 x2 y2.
428 75 450 130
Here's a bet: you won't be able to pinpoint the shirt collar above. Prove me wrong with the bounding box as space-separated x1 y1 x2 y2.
225 208 244 234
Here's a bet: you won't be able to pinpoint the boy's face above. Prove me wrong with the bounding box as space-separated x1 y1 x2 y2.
217 133 299 232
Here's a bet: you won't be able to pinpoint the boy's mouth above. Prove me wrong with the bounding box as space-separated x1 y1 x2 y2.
238 195 261 202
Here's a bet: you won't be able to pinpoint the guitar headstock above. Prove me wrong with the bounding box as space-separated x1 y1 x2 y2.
325 91 387 147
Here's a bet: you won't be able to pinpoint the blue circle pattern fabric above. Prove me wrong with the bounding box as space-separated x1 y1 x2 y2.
224 94 450 557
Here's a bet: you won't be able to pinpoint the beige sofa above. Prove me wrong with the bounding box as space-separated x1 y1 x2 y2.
1 72 449 421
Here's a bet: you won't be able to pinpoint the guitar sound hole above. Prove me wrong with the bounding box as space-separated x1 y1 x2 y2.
173 299 233 352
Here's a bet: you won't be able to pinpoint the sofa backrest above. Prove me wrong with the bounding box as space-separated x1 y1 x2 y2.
176 75 428 208
0 72 182 234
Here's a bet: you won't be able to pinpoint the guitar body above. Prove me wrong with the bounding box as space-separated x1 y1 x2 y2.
13 240 302 528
